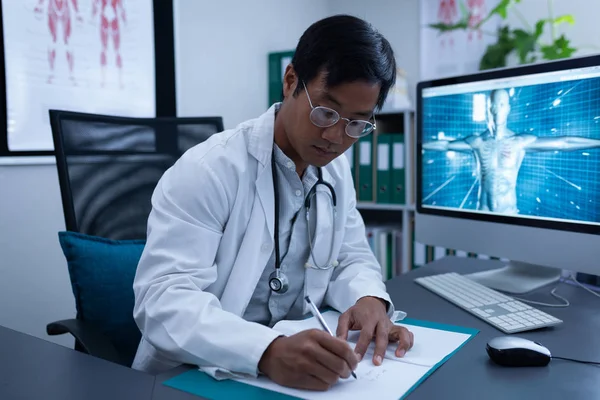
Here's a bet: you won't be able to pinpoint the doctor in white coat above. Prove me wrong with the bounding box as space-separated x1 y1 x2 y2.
132 14 414 392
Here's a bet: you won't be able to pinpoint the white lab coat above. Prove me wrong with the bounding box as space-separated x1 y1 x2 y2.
131 104 394 379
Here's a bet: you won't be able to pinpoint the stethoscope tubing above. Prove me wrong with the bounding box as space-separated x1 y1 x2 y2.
271 152 337 274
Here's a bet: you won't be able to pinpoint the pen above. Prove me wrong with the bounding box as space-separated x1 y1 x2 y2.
305 296 357 379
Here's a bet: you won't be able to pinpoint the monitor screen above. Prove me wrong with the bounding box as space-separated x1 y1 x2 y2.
418 62 600 233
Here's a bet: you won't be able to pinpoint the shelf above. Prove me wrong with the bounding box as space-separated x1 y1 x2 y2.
356 202 415 211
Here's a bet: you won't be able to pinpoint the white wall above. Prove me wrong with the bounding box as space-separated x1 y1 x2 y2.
327 0 421 105
174 0 329 128
0 162 75 347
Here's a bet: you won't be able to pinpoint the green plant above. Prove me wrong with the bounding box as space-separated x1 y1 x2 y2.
429 0 577 70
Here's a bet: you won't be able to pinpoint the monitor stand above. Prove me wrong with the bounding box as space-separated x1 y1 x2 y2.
464 261 562 294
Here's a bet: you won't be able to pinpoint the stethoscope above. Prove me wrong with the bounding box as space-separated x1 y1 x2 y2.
268 151 339 293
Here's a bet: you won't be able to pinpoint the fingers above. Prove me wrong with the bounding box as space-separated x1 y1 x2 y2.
306 358 342 387
352 322 376 363
389 326 414 357
313 330 359 372
335 312 350 341
313 344 352 379
372 321 390 366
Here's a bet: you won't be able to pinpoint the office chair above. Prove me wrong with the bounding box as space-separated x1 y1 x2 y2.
46 110 224 367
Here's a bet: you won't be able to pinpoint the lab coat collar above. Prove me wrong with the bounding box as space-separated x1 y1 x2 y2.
247 103 278 167
251 104 338 249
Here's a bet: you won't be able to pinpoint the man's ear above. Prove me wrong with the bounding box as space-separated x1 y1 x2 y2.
282 64 298 98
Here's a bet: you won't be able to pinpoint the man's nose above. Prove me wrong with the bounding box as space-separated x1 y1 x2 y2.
321 122 344 145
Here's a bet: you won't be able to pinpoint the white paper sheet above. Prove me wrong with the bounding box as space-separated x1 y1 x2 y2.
237 358 430 400
233 311 473 399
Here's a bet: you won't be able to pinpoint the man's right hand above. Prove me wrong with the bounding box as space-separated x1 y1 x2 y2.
258 329 359 391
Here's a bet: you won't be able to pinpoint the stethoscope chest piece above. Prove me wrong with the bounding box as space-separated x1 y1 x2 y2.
268 269 289 293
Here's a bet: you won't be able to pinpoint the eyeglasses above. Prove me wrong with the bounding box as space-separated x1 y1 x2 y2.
302 82 376 138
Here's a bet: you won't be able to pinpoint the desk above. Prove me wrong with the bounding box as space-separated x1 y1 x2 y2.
387 256 600 399
0 325 155 399
2 257 596 399
154 256 600 399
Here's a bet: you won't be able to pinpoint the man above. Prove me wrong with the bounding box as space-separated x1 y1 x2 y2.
423 88 600 214
131 15 414 391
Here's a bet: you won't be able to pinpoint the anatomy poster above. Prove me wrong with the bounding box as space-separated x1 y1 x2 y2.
2 0 155 151
420 0 501 81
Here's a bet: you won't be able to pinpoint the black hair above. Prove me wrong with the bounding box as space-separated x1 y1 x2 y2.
291 14 396 111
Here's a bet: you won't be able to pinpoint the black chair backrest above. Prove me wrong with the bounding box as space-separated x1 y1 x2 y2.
50 110 224 240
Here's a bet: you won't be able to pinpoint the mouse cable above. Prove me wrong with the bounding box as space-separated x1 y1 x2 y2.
552 356 600 366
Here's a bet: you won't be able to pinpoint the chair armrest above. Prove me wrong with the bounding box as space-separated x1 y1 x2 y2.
47 319 125 365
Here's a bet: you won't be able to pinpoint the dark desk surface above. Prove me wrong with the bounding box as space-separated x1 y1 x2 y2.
2 257 598 400
386 256 600 399
154 256 600 399
0 324 155 400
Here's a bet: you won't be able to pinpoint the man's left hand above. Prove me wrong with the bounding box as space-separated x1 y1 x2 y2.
336 296 414 366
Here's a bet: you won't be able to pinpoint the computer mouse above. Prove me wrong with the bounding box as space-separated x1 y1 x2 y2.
486 336 551 367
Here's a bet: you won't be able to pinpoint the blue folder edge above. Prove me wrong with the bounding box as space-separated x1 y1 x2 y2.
162 318 479 400
397 318 479 399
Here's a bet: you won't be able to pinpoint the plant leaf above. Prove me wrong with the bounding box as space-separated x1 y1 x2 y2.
479 26 516 70
534 20 545 39
488 0 521 19
428 20 469 32
513 29 536 64
541 35 577 60
553 15 575 26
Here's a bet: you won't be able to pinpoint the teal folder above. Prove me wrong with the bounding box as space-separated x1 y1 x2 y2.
398 318 479 399
357 135 373 201
162 319 479 400
390 133 406 204
375 133 392 204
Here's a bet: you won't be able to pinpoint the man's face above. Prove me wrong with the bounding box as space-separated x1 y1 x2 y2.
281 68 380 168
489 90 510 127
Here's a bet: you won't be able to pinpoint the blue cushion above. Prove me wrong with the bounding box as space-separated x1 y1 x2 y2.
58 231 145 366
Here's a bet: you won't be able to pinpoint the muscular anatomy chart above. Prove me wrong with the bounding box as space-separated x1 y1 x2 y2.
92 0 126 87
2 0 155 152
34 0 83 84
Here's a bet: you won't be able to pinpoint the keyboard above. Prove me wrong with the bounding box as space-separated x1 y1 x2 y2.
415 272 563 334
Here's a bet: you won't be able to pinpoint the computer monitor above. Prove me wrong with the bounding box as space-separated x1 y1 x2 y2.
415 55 600 294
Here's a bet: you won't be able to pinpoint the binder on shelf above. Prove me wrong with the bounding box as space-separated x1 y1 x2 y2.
426 245 436 264
392 229 407 276
413 240 426 268
375 134 392 204
391 133 406 204
357 135 373 202
365 224 401 280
